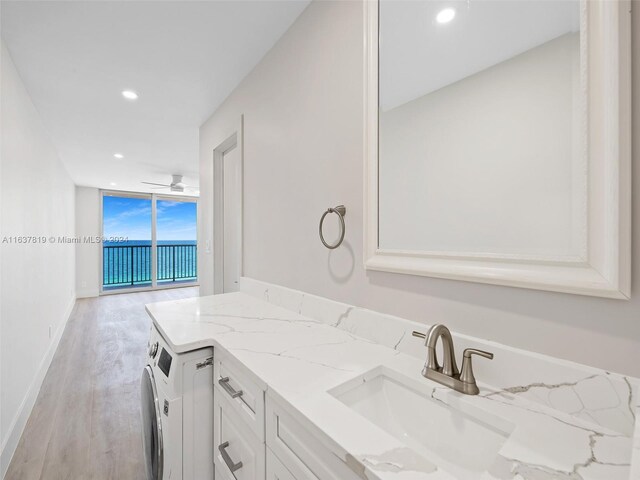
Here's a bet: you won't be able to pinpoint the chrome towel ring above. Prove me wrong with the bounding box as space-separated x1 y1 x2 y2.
319 205 346 249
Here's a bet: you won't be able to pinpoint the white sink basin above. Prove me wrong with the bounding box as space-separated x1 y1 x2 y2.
330 367 513 477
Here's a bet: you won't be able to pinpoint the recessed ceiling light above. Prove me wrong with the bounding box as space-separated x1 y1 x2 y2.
121 90 138 100
110 182 117 186
113 153 124 159
436 8 456 24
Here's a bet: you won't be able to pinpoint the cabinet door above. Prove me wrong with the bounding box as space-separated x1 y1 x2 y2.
267 448 297 480
266 396 360 480
214 391 265 480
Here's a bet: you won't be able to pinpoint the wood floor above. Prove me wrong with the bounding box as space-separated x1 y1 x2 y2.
5 287 199 480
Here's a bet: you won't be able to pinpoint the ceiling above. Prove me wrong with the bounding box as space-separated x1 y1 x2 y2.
1 0 310 195
380 0 580 111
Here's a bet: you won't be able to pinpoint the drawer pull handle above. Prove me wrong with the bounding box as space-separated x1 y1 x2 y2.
218 441 243 473
196 357 213 370
219 377 244 399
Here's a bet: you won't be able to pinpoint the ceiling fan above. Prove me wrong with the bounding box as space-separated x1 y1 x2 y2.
141 174 196 193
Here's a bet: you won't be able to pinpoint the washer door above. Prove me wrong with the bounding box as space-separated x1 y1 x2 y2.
141 366 164 480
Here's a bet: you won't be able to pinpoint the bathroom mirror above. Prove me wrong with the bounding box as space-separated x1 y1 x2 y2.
364 0 631 298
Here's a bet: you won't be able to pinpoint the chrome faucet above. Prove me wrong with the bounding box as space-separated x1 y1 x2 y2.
412 324 493 395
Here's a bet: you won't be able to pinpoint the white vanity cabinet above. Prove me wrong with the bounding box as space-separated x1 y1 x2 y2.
266 448 297 480
211 352 363 480
265 396 362 480
213 353 266 480
214 353 265 440
214 392 265 480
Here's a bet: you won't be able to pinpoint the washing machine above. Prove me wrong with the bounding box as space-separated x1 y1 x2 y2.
141 324 215 480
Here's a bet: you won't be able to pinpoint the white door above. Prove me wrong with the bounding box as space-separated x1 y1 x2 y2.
222 145 240 293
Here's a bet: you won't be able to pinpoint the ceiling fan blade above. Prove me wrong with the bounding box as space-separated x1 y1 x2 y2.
141 181 170 187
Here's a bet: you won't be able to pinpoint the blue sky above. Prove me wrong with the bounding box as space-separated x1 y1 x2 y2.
103 196 196 241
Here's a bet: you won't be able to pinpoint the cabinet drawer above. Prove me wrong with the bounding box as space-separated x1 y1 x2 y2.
267 448 298 480
214 354 265 441
214 391 265 480
266 396 361 480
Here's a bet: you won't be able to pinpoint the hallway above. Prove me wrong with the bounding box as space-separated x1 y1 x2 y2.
5 287 198 480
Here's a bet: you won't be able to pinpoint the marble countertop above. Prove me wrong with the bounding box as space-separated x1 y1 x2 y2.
146 292 637 480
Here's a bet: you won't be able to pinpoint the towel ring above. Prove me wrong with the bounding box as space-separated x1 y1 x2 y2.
319 205 346 249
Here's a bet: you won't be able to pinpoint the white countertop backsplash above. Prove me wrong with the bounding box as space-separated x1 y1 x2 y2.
145 277 639 480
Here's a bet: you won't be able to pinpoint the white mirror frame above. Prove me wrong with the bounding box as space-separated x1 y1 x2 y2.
364 0 631 299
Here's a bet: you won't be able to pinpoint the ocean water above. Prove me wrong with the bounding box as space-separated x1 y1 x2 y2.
103 240 197 287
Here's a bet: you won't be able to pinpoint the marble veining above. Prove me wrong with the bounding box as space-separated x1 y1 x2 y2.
241 277 638 437
144 279 639 480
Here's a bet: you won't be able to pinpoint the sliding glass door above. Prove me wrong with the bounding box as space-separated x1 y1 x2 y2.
102 193 152 289
156 198 197 285
101 191 197 292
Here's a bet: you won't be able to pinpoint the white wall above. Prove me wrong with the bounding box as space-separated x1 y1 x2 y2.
0 43 76 475
75 186 100 298
380 33 583 257
199 1 640 377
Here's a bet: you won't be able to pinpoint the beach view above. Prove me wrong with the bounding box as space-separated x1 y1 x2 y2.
102 194 197 288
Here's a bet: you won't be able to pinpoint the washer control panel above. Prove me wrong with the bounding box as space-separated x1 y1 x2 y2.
158 348 173 377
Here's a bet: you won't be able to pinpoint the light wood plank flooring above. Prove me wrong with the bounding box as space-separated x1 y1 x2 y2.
5 287 199 480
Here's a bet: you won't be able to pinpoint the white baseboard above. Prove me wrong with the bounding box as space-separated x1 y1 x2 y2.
76 287 99 299
0 293 77 479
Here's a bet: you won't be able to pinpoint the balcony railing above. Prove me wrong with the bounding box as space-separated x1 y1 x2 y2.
103 244 197 287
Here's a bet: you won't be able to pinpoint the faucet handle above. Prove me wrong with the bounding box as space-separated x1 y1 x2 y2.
463 348 494 360
412 331 426 339
460 348 494 394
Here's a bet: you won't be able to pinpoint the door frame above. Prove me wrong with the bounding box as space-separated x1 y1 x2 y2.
213 116 244 294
